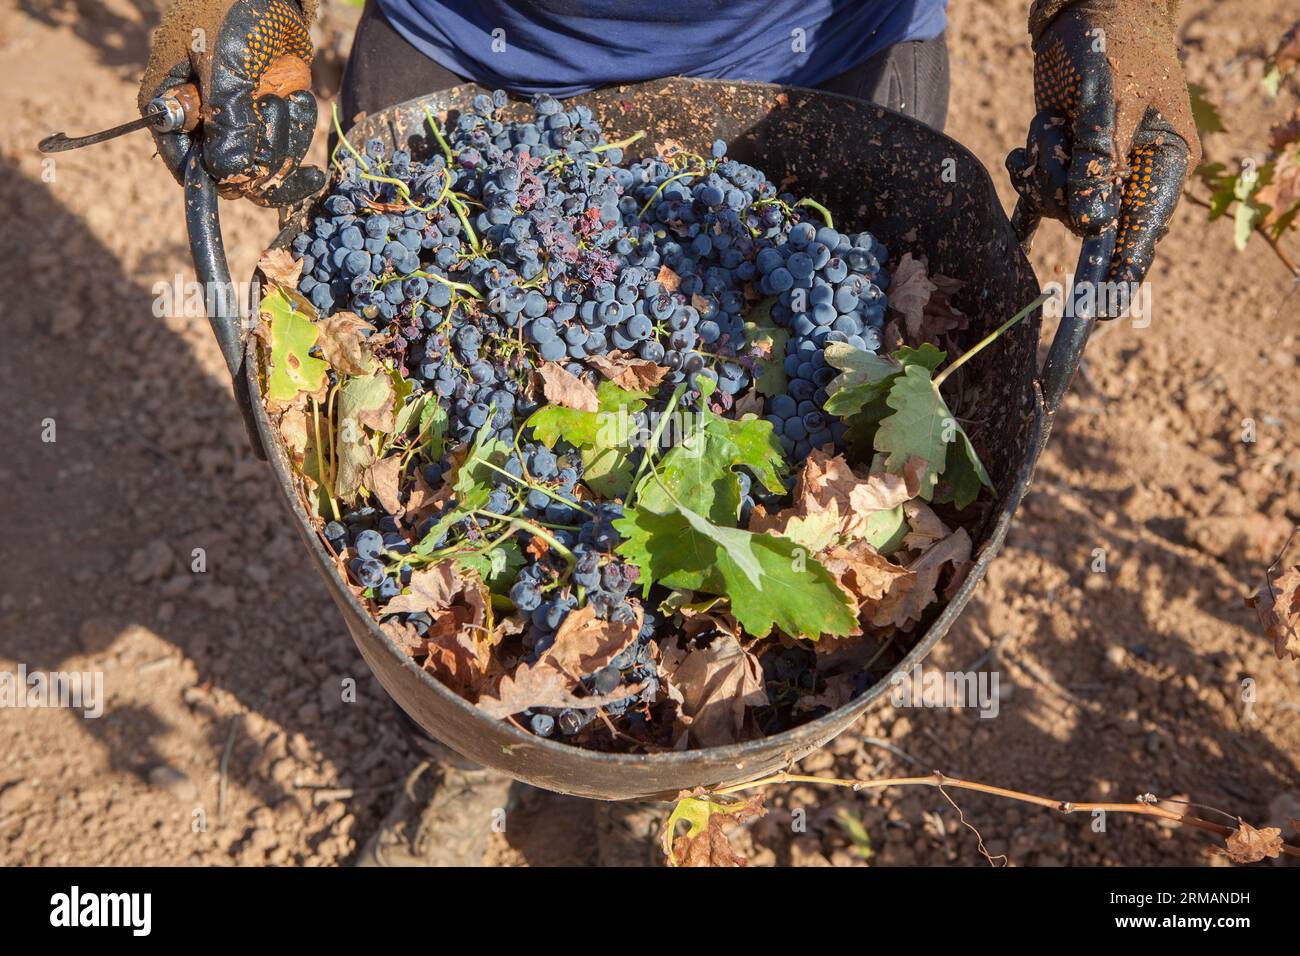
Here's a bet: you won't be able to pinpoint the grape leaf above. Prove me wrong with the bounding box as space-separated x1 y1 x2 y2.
314 311 377 376
264 289 328 402
526 381 648 448
614 504 857 639
393 392 430 436
580 444 637 499
453 422 510 503
635 412 786 523
1187 82 1226 136
661 795 766 867
339 371 397 434
456 539 525 591
407 421 500 548
933 430 991 510
526 381 649 498
873 364 952 498
822 342 944 417
419 399 448 459
334 372 397 501
824 341 992 506
742 298 790 397
864 504 909 554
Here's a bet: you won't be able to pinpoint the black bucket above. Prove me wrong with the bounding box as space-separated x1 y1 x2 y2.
185 78 1097 800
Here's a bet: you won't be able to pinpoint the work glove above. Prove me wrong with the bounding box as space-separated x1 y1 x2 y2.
139 0 325 206
1006 0 1202 283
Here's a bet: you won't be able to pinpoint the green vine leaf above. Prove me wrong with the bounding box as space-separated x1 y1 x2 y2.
824 340 993 506
456 539 525 590
1188 83 1226 136
742 298 790 397
635 411 786 523
264 289 328 402
614 503 857 640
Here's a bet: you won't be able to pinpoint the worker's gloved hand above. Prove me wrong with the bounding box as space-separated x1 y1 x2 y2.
139 0 325 206
1006 0 1201 283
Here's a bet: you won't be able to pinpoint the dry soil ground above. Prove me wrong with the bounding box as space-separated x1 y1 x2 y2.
0 0 1297 867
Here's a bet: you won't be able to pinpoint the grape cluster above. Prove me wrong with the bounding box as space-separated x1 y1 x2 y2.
293 88 896 745
291 93 802 446
757 221 891 460
506 500 661 739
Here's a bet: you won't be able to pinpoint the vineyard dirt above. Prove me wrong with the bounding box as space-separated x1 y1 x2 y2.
0 0 1296 866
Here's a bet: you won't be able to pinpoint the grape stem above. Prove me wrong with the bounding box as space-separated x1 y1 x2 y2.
310 395 341 522
794 197 833 229
593 130 646 153
702 770 1300 862
395 268 484 300
422 106 455 166
330 101 370 173
932 291 1054 390
627 382 688 505
638 168 706 218
479 459 597 517
475 511 575 565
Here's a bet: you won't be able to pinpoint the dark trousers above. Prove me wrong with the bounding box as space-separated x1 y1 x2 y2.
341 1 950 132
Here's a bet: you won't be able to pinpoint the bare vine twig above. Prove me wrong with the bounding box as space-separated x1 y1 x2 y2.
707 769 1300 859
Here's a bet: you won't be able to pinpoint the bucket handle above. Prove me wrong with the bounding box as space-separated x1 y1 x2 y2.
1011 199 1118 419
184 144 268 460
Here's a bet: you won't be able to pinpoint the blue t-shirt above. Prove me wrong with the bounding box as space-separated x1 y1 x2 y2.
376 0 948 97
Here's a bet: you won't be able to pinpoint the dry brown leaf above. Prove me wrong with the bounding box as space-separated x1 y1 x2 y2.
793 673 857 713
660 627 768 747
381 618 426 657
422 609 495 695
656 265 682 292
383 563 476 617
1245 565 1300 662
537 604 642 679
477 665 643 719
902 500 950 551
366 455 404 516
824 542 915 606
277 404 309 455
755 449 922 545
1257 146 1300 232
923 272 971 341
257 247 302 288
475 605 644 718
886 253 970 345
887 253 939 339
316 311 376 375
586 351 670 391
670 795 766 867
379 566 491 694
847 464 922 515
537 361 598 412
867 528 971 628
733 388 765 417
403 467 453 529
1219 820 1284 864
